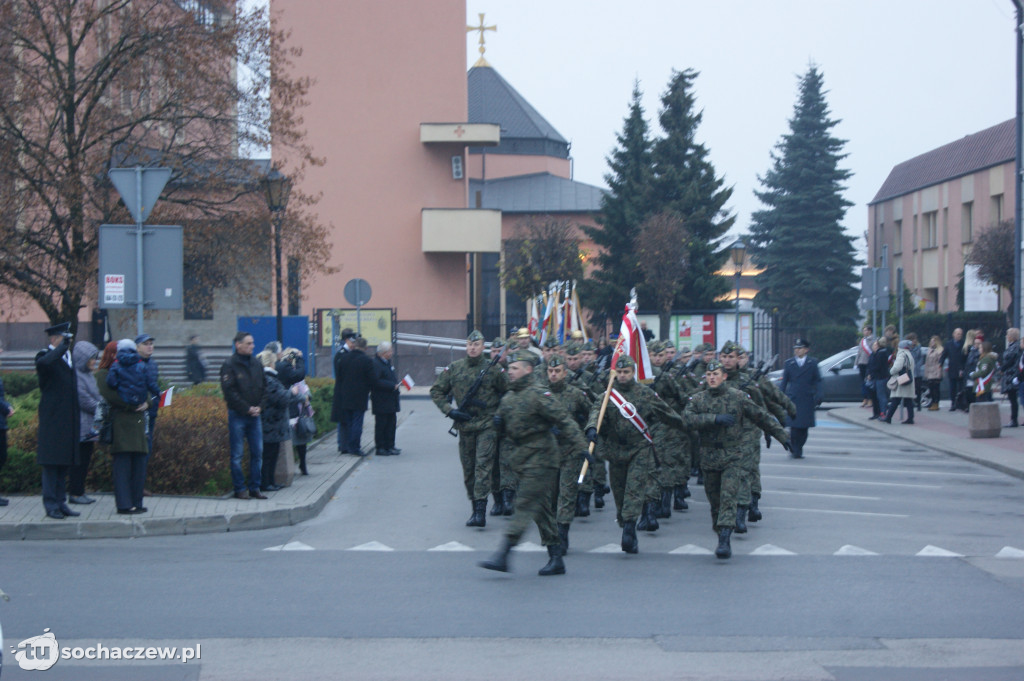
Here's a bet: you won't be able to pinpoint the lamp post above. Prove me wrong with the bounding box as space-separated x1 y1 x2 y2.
730 239 747 343
262 167 292 345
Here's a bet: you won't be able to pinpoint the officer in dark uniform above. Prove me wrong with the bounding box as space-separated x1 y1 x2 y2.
780 338 822 459
35 322 81 519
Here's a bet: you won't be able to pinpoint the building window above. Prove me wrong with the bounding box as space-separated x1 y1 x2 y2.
923 211 938 249
894 220 902 254
942 207 948 246
876 223 884 264
991 194 1004 223
913 215 918 251
962 202 973 243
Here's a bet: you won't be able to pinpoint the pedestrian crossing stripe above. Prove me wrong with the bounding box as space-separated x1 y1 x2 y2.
348 541 395 551
511 541 545 552
428 541 474 551
916 545 963 557
589 544 624 553
263 541 315 551
834 545 879 556
995 546 1024 558
669 544 714 555
749 544 796 555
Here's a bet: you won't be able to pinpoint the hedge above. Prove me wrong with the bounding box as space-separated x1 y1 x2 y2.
0 378 338 497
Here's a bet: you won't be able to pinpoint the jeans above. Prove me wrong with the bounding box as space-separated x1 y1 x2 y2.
112 451 147 510
228 410 263 492
873 380 889 416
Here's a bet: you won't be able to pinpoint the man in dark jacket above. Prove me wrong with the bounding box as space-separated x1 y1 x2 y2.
185 334 206 385
220 332 267 500
1000 328 1021 427
332 336 375 455
332 328 356 452
371 341 401 455
780 338 821 459
135 333 160 454
943 328 965 411
36 322 81 519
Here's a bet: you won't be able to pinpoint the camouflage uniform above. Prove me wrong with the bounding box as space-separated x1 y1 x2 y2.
586 359 685 552
650 352 692 514
546 361 593 527
488 338 518 516
722 346 766 529
480 354 587 575
430 337 508 518
683 378 787 534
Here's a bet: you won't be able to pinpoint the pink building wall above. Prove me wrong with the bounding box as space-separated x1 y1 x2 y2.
466 154 571 181
867 161 1016 313
273 0 471 322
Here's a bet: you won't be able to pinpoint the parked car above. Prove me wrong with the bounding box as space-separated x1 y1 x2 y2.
767 346 947 404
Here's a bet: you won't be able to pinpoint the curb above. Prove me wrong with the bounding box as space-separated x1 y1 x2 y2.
828 408 1024 481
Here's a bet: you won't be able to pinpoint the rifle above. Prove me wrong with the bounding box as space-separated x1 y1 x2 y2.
750 354 779 381
447 344 508 437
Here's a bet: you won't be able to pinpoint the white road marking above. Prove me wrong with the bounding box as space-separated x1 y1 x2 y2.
511 541 545 552
428 541 474 552
589 543 624 553
348 541 395 551
916 545 964 557
834 545 879 556
669 544 714 555
762 474 941 489
766 506 909 518
767 490 881 501
762 463 996 478
749 544 796 555
994 546 1024 559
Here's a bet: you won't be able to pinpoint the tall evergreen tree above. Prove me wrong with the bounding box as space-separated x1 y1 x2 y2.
748 66 859 327
580 82 654 327
650 69 734 309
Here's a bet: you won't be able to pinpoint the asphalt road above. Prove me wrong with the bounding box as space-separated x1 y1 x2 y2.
1 403 1023 680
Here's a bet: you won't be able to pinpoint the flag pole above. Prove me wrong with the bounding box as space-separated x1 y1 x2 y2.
577 332 625 483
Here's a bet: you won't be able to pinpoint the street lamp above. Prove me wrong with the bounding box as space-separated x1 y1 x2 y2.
262 167 292 345
729 239 746 343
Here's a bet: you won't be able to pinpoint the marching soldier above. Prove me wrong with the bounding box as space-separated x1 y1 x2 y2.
720 341 766 533
488 337 516 516
566 344 609 509
684 361 789 559
480 351 588 576
585 356 686 554
544 355 593 553
650 341 692 517
430 331 508 528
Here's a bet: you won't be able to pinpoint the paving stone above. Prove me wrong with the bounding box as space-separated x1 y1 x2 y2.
0 523 24 540
183 514 228 535
79 520 134 539
135 517 187 537
227 511 263 532
22 521 81 540
259 508 292 529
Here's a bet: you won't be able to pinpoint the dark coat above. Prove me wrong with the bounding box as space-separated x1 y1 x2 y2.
276 355 306 388
220 352 266 417
943 339 965 376
95 368 149 454
781 355 821 429
261 370 298 443
186 344 206 384
36 340 81 466
331 349 375 419
1001 340 1021 391
370 355 400 415
0 374 12 430
868 346 891 381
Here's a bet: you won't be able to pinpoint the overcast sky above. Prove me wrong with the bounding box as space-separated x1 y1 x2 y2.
465 0 1018 249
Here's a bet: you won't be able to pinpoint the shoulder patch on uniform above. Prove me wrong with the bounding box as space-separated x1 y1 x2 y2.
543 391 552 396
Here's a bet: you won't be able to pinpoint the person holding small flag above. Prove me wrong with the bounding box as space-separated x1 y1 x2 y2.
371 341 401 456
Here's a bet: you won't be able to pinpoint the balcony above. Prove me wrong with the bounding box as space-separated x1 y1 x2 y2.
420 123 500 146
422 208 501 253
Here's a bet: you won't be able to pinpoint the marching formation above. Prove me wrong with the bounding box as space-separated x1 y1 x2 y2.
430 313 800 576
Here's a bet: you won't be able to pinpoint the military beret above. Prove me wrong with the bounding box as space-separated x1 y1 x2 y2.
491 337 506 348
699 343 712 352
542 337 559 349
720 341 738 355
565 343 582 356
582 341 596 351
547 355 566 367
679 345 691 353
615 355 635 369
661 340 675 351
467 330 485 342
510 350 537 364
705 360 724 373
648 340 663 354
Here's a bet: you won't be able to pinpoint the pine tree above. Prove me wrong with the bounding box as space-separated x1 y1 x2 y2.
580 82 654 327
748 66 859 328
649 69 734 309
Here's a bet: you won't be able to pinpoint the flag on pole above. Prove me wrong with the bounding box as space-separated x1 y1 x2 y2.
401 374 415 391
539 284 559 346
611 301 653 382
527 296 540 340
159 386 174 408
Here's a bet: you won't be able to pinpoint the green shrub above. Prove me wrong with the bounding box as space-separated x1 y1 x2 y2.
808 325 859 359
307 377 335 435
0 371 39 397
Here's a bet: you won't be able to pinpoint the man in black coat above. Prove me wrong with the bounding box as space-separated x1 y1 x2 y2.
780 337 821 460
35 322 81 519
942 328 965 412
220 332 268 500
371 341 401 455
332 336 375 455
332 328 356 452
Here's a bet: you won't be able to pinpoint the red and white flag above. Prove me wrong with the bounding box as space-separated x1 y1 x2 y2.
159 386 174 408
401 374 415 391
611 303 653 382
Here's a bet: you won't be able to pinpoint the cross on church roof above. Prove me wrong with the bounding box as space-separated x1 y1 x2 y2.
467 13 496 67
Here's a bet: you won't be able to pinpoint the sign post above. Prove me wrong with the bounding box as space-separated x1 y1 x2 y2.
343 278 372 337
107 167 172 335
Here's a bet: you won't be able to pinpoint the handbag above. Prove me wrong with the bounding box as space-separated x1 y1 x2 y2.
896 370 912 386
295 414 317 439
886 376 899 391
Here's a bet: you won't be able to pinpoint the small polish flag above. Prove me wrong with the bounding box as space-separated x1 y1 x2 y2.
159 386 174 407
401 374 415 391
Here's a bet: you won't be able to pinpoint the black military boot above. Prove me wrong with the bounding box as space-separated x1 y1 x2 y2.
575 491 591 517
593 486 605 509
538 544 566 576
636 501 659 532
748 493 762 522
696 468 704 486
735 506 748 534
557 522 570 554
715 528 732 559
489 491 505 516
621 520 639 554
502 488 515 516
655 488 673 518
673 484 689 510
478 537 512 572
466 499 487 527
